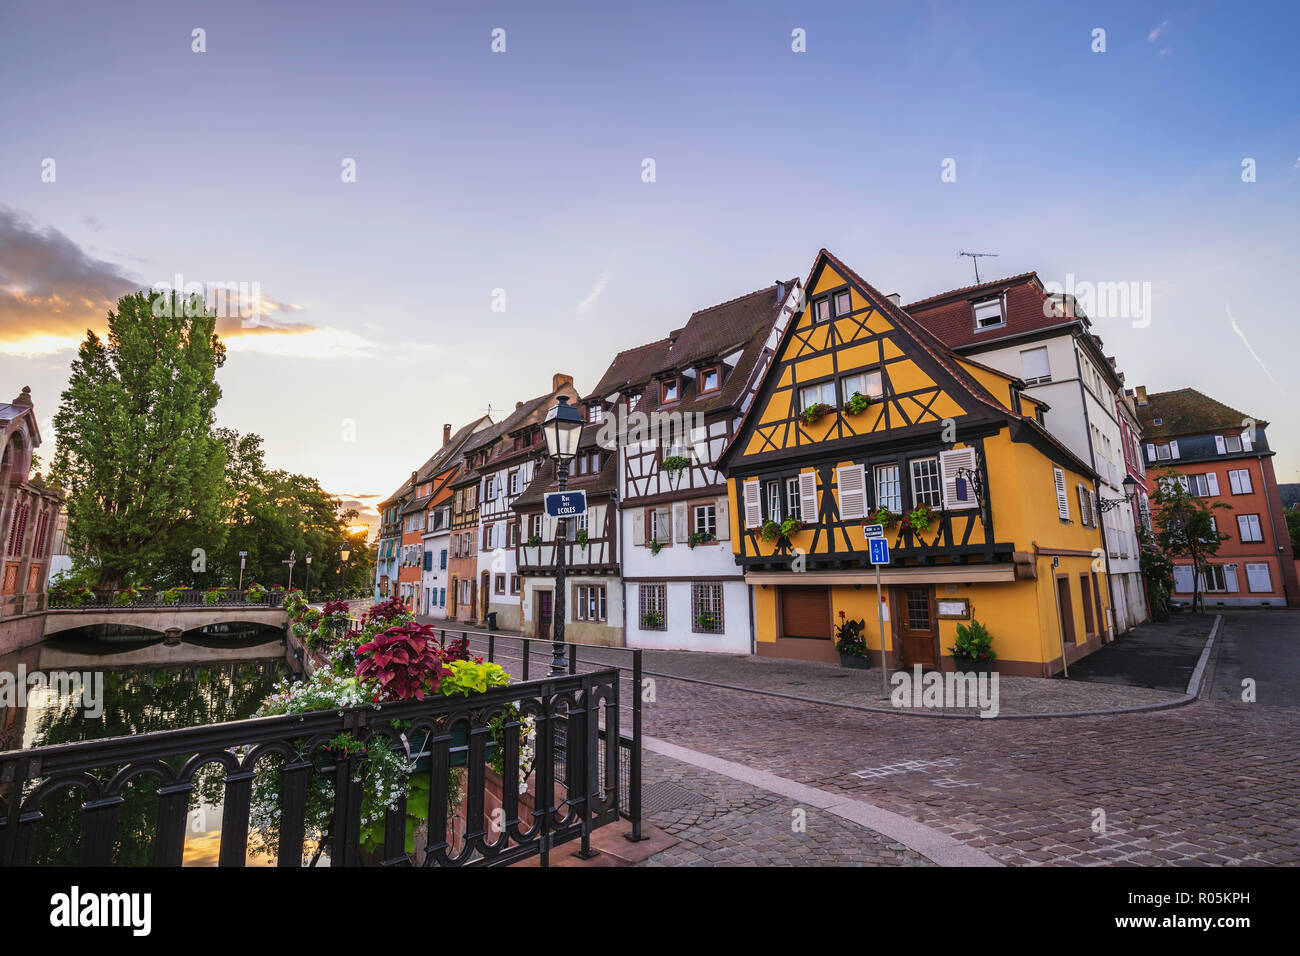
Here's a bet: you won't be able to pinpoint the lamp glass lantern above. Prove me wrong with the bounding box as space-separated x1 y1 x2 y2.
542 395 583 464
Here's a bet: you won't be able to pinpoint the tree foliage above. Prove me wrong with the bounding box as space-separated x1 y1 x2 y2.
51 292 227 589
1148 468 1231 613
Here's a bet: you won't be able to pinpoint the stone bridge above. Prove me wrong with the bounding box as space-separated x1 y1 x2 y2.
44 605 289 639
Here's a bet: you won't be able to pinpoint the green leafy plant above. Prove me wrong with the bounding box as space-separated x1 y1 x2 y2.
695 612 720 631
649 538 664 556
575 528 589 547
906 504 935 534
758 520 781 542
113 586 144 607
779 517 805 538
640 610 664 629
949 619 996 665
203 586 229 606
160 585 188 604
687 530 715 549
67 586 96 607
527 534 542 546
800 402 832 426
834 613 868 657
661 455 690 478
871 507 896 528
246 581 268 602
844 392 871 416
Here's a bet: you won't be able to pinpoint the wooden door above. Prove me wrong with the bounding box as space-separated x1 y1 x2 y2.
481 571 491 619
535 590 553 640
779 587 832 640
894 586 937 668
1056 576 1076 645
1091 571 1105 641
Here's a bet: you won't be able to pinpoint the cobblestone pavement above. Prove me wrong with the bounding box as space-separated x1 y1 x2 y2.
636 750 931 867
452 619 1299 865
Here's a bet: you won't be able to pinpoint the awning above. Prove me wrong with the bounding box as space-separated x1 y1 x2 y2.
743 565 1017 587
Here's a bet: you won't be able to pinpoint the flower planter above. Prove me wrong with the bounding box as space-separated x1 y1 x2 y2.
402 724 496 770
953 658 993 675
839 652 871 670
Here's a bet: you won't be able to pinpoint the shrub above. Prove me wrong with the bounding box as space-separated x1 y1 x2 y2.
949 619 996 664
835 614 868 657
354 622 450 701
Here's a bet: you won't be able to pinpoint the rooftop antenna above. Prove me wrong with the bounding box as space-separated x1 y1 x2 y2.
480 403 498 418
958 250 999 284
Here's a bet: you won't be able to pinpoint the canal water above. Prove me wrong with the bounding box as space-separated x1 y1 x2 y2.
0 624 294 866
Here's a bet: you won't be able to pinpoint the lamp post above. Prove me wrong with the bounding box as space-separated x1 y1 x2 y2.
304 551 312 603
340 545 351 601
1098 474 1139 513
283 549 297 592
237 551 247 592
542 395 584 676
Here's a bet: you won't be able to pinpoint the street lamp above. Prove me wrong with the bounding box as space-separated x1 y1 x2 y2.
1098 474 1139 513
283 549 297 592
542 395 583 676
237 551 248 592
340 545 351 600
304 551 312 603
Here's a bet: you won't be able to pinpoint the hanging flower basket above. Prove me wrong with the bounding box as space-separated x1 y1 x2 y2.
758 520 781 542
906 505 936 534
871 507 897 529
844 392 871 416
800 403 833 426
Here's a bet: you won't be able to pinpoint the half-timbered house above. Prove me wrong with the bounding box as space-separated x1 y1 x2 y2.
512 424 621 645
599 279 803 653
719 250 1111 676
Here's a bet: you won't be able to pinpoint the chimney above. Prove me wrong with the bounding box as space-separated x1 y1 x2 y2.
442 423 452 446
776 280 786 300
1135 385 1149 406
886 293 901 307
516 401 523 410
553 372 574 392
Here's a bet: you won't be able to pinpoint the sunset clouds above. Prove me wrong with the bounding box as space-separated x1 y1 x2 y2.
0 208 373 358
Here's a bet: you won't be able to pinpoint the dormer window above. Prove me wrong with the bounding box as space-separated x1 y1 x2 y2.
973 297 1005 331
1153 417 1163 426
700 366 721 393
661 378 679 404
813 297 831 323
833 290 851 316
587 403 604 424
627 392 641 412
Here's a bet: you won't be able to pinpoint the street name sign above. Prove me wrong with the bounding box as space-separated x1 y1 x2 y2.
545 490 587 518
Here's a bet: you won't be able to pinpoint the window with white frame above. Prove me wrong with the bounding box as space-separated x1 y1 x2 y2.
785 477 802 521
1224 434 1243 453
909 457 942 508
1228 469 1253 494
484 523 496 550
875 464 901 513
575 584 607 621
833 290 852 316
1200 565 1228 592
766 480 782 521
1237 514 1263 543
973 297 1005 330
799 381 836 411
587 403 604 424
510 575 520 594
1187 474 1214 497
509 470 520 495
638 583 666 630
691 582 724 634
693 504 716 538
813 297 831 322
841 370 883 402
1020 346 1051 385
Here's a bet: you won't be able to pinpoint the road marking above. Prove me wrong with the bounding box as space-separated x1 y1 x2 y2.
644 735 1002 867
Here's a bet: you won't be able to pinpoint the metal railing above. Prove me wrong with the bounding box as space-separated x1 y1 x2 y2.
432 630 646 842
46 589 287 610
0 669 622 867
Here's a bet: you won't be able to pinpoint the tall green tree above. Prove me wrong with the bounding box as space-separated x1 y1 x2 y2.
51 292 228 589
1148 468 1231 613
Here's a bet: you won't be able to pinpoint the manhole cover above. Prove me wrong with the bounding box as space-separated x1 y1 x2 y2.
641 781 713 813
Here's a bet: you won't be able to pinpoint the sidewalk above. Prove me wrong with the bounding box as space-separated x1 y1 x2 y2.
1064 614 1216 693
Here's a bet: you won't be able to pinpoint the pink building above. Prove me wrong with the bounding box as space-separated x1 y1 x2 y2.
1 387 63 653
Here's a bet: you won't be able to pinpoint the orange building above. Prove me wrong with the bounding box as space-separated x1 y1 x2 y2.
1136 388 1297 607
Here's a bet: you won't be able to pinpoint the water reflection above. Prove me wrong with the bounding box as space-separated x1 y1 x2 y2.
0 624 292 866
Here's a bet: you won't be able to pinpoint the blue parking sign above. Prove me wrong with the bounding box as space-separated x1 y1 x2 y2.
868 537 890 565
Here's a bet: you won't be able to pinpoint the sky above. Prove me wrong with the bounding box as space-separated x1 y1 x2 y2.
2 0 1297 532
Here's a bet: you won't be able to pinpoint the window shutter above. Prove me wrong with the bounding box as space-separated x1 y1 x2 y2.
632 509 645 546
1246 563 1272 592
1225 565 1240 593
1077 486 1089 527
1172 565 1195 593
1089 490 1097 527
798 471 819 522
1145 443 1156 462
1205 472 1220 496
1214 435 1226 455
672 502 688 543
939 447 978 510
1054 468 1069 520
1169 440 1180 459
836 464 867 520
742 479 762 529
1240 430 1253 452
716 495 730 541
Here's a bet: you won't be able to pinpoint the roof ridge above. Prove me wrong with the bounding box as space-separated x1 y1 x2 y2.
687 279 794 319
904 272 1040 310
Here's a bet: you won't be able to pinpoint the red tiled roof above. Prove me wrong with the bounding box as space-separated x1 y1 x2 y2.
903 273 1080 351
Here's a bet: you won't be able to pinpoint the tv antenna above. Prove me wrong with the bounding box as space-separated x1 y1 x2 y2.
958 250 999 284
481 403 498 418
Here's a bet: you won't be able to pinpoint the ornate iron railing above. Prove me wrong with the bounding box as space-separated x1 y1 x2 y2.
46 589 287 610
0 669 622 867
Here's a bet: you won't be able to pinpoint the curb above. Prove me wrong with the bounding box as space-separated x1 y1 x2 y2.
1185 614 1222 698
644 735 1002 867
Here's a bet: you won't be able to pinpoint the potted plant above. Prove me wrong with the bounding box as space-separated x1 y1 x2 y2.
641 610 664 629
949 619 996 674
871 506 897 529
649 538 664 556
661 455 690 480
246 581 268 603
113 586 144 607
758 520 781 542
68 586 96 607
696 611 719 631
779 517 805 538
527 533 542 546
575 528 590 548
203 585 229 606
906 504 936 535
687 530 715 549
835 613 870 669
844 391 871 416
800 402 833 426
161 585 188 605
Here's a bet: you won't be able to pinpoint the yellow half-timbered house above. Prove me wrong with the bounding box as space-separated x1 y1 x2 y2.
719 250 1111 676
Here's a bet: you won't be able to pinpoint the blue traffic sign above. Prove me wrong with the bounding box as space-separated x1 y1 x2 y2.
545 490 587 519
868 537 890 565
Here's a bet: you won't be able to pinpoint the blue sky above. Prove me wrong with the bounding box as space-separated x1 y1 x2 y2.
1 0 1297 521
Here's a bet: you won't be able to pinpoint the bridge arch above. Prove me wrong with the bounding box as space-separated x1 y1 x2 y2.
44 607 289 639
